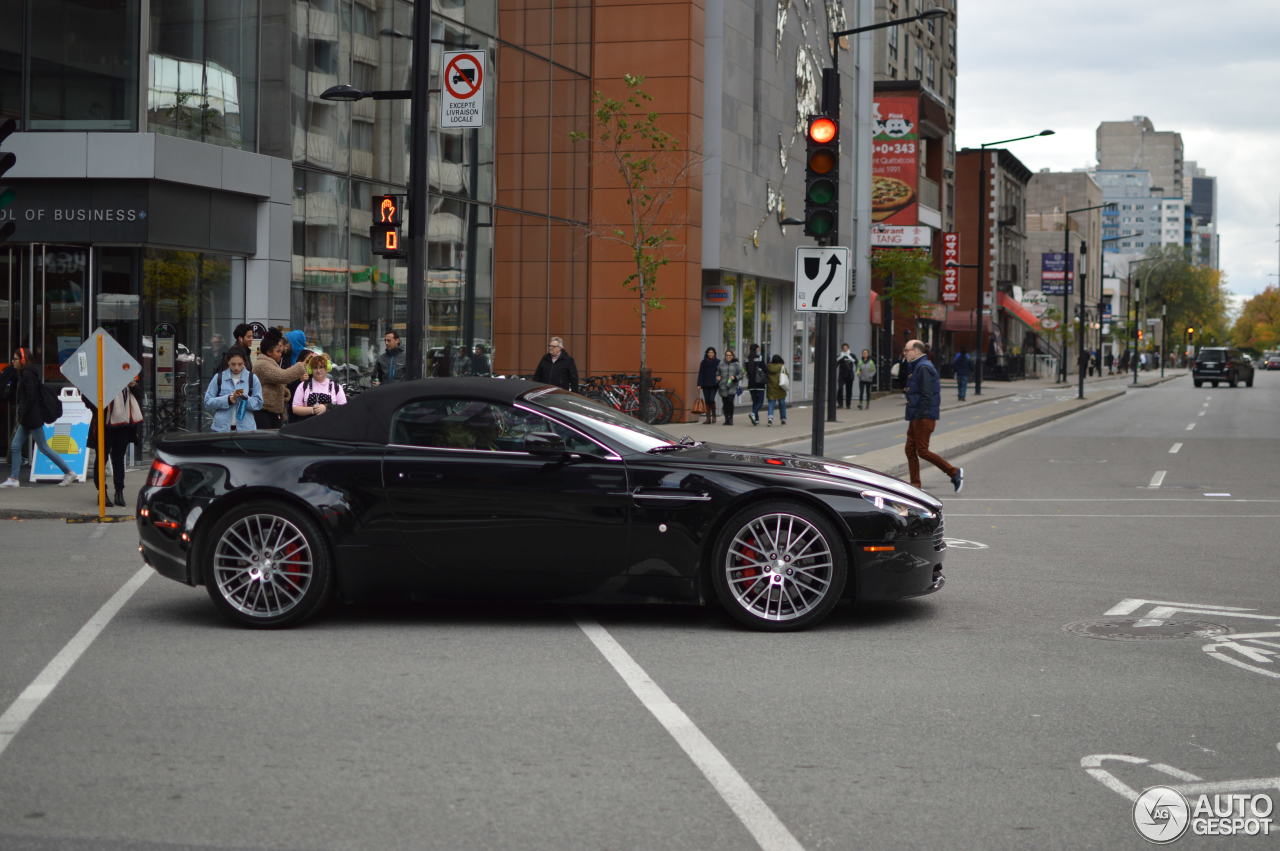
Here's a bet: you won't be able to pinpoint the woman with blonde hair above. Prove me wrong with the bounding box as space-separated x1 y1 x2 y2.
291 354 347 419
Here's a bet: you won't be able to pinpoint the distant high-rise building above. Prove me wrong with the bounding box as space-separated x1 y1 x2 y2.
1096 116 1184 197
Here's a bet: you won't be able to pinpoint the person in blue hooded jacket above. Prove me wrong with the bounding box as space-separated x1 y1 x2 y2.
902 339 963 493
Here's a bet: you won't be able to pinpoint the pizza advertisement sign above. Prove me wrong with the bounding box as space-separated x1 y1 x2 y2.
871 96 919 225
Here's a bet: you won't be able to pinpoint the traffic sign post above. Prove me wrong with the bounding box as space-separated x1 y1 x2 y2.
61 328 142 519
795 247 851 313
441 51 485 128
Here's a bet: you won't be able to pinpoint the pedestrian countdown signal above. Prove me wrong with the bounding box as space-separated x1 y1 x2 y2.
371 194 405 259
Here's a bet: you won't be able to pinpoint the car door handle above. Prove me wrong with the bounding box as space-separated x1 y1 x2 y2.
631 488 712 504
395 470 444 481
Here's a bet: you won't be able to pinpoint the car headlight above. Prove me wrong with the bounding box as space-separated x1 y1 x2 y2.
860 489 935 519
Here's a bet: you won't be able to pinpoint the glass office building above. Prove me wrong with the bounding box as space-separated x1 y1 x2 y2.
1 0 590 451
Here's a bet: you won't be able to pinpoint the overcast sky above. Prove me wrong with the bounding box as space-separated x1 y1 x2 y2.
955 0 1280 304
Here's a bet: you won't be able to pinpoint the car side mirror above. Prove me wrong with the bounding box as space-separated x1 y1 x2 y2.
524 431 568 455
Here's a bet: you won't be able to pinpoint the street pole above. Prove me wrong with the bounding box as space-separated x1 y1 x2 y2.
405 5 432 380
1058 202 1112 392
968 130 1053 395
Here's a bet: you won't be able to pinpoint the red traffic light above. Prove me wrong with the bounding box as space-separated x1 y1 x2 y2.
808 116 838 145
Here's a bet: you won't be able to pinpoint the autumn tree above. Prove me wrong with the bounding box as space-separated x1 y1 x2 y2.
1230 286 1280 352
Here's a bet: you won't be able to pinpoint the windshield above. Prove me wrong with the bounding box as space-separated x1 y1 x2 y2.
530 388 678 453
1199 350 1226 362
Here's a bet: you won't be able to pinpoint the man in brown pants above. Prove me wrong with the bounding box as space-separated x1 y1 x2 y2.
902 340 964 492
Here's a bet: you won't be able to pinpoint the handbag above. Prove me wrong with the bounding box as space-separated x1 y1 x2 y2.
691 397 707 415
778 370 790 389
890 362 901 378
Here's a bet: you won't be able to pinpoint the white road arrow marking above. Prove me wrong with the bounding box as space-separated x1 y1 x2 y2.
1082 754 1280 802
1104 598 1280 628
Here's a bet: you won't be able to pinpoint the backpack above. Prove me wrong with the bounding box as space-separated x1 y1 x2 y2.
38 383 63 424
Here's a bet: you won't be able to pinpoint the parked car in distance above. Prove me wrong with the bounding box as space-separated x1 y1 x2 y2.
1192 347 1254 388
1262 350 1280 371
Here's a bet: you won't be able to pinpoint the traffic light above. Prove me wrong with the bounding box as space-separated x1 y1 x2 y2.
0 118 17 244
370 194 405 259
803 115 839 241
1137 329 1144 341
1186 326 1195 337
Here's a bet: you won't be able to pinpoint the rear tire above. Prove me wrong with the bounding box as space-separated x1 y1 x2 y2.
1246 374 1254 387
202 500 332 628
710 500 847 631
1193 380 1202 388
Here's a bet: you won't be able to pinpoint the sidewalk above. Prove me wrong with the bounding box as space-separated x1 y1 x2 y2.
1 370 1187 521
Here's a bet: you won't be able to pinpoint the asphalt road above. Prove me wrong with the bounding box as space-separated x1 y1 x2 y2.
772 372 1145 461
1 370 1278 850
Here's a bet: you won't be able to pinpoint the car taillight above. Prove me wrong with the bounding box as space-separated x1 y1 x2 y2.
148 460 179 487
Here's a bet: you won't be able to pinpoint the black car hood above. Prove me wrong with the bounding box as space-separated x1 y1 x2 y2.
652 443 943 511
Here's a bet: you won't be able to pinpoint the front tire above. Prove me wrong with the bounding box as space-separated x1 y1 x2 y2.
202 500 332 628
711 501 847 631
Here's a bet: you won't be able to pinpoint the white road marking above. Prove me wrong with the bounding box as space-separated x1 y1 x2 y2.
942 538 989 549
1149 470 1167 489
1203 632 1280 681
945 497 1278 502
1104 598 1280 628
1082 755 1280 802
1197 411 1206 417
1205 493 1232 497
0 566 151 760
1169 443 1182 454
1202 401 1210 408
945 514 1280 518
577 619 805 851
1185 422 1196 431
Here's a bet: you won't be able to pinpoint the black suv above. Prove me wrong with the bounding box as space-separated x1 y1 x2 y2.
1192 347 1254 388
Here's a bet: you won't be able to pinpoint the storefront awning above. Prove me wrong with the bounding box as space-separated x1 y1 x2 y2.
999 292 1041 332
943 307 990 333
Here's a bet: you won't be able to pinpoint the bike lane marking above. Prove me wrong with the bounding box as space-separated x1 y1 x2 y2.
0 564 151 760
577 618 805 851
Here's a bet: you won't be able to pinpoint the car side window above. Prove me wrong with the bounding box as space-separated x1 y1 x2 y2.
391 398 604 456
499 406 605 456
391 398 502 450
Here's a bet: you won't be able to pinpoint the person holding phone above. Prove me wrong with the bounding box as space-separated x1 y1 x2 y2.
204 346 262 432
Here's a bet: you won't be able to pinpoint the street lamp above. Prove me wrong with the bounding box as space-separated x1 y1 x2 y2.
1126 257 1159 386
969 130 1053 395
319 5 432 379
1057 202 1114 396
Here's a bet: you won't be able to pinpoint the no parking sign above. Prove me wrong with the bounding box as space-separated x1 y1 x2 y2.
441 51 485 128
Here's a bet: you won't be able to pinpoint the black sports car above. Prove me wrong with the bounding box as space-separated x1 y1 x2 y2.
137 378 945 630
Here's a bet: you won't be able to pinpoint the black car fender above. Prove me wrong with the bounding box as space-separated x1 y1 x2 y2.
694 484 869 592
186 483 347 587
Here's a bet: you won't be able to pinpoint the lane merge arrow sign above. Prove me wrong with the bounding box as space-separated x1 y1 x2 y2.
795 246 850 313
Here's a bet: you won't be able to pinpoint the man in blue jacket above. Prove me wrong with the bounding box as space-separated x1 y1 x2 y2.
903 340 963 493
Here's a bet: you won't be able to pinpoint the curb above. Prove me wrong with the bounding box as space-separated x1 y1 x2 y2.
860 389 1127 481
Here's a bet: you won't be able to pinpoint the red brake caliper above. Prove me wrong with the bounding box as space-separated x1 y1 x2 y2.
733 535 760 592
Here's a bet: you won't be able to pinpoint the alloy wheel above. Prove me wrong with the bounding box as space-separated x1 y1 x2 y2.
211 513 315 619
723 512 835 622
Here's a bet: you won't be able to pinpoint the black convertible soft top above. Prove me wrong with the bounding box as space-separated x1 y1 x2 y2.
282 376 554 444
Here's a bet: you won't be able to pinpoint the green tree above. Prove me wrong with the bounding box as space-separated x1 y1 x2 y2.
1231 286 1280 352
571 74 695 412
870 247 937 322
1131 245 1230 349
